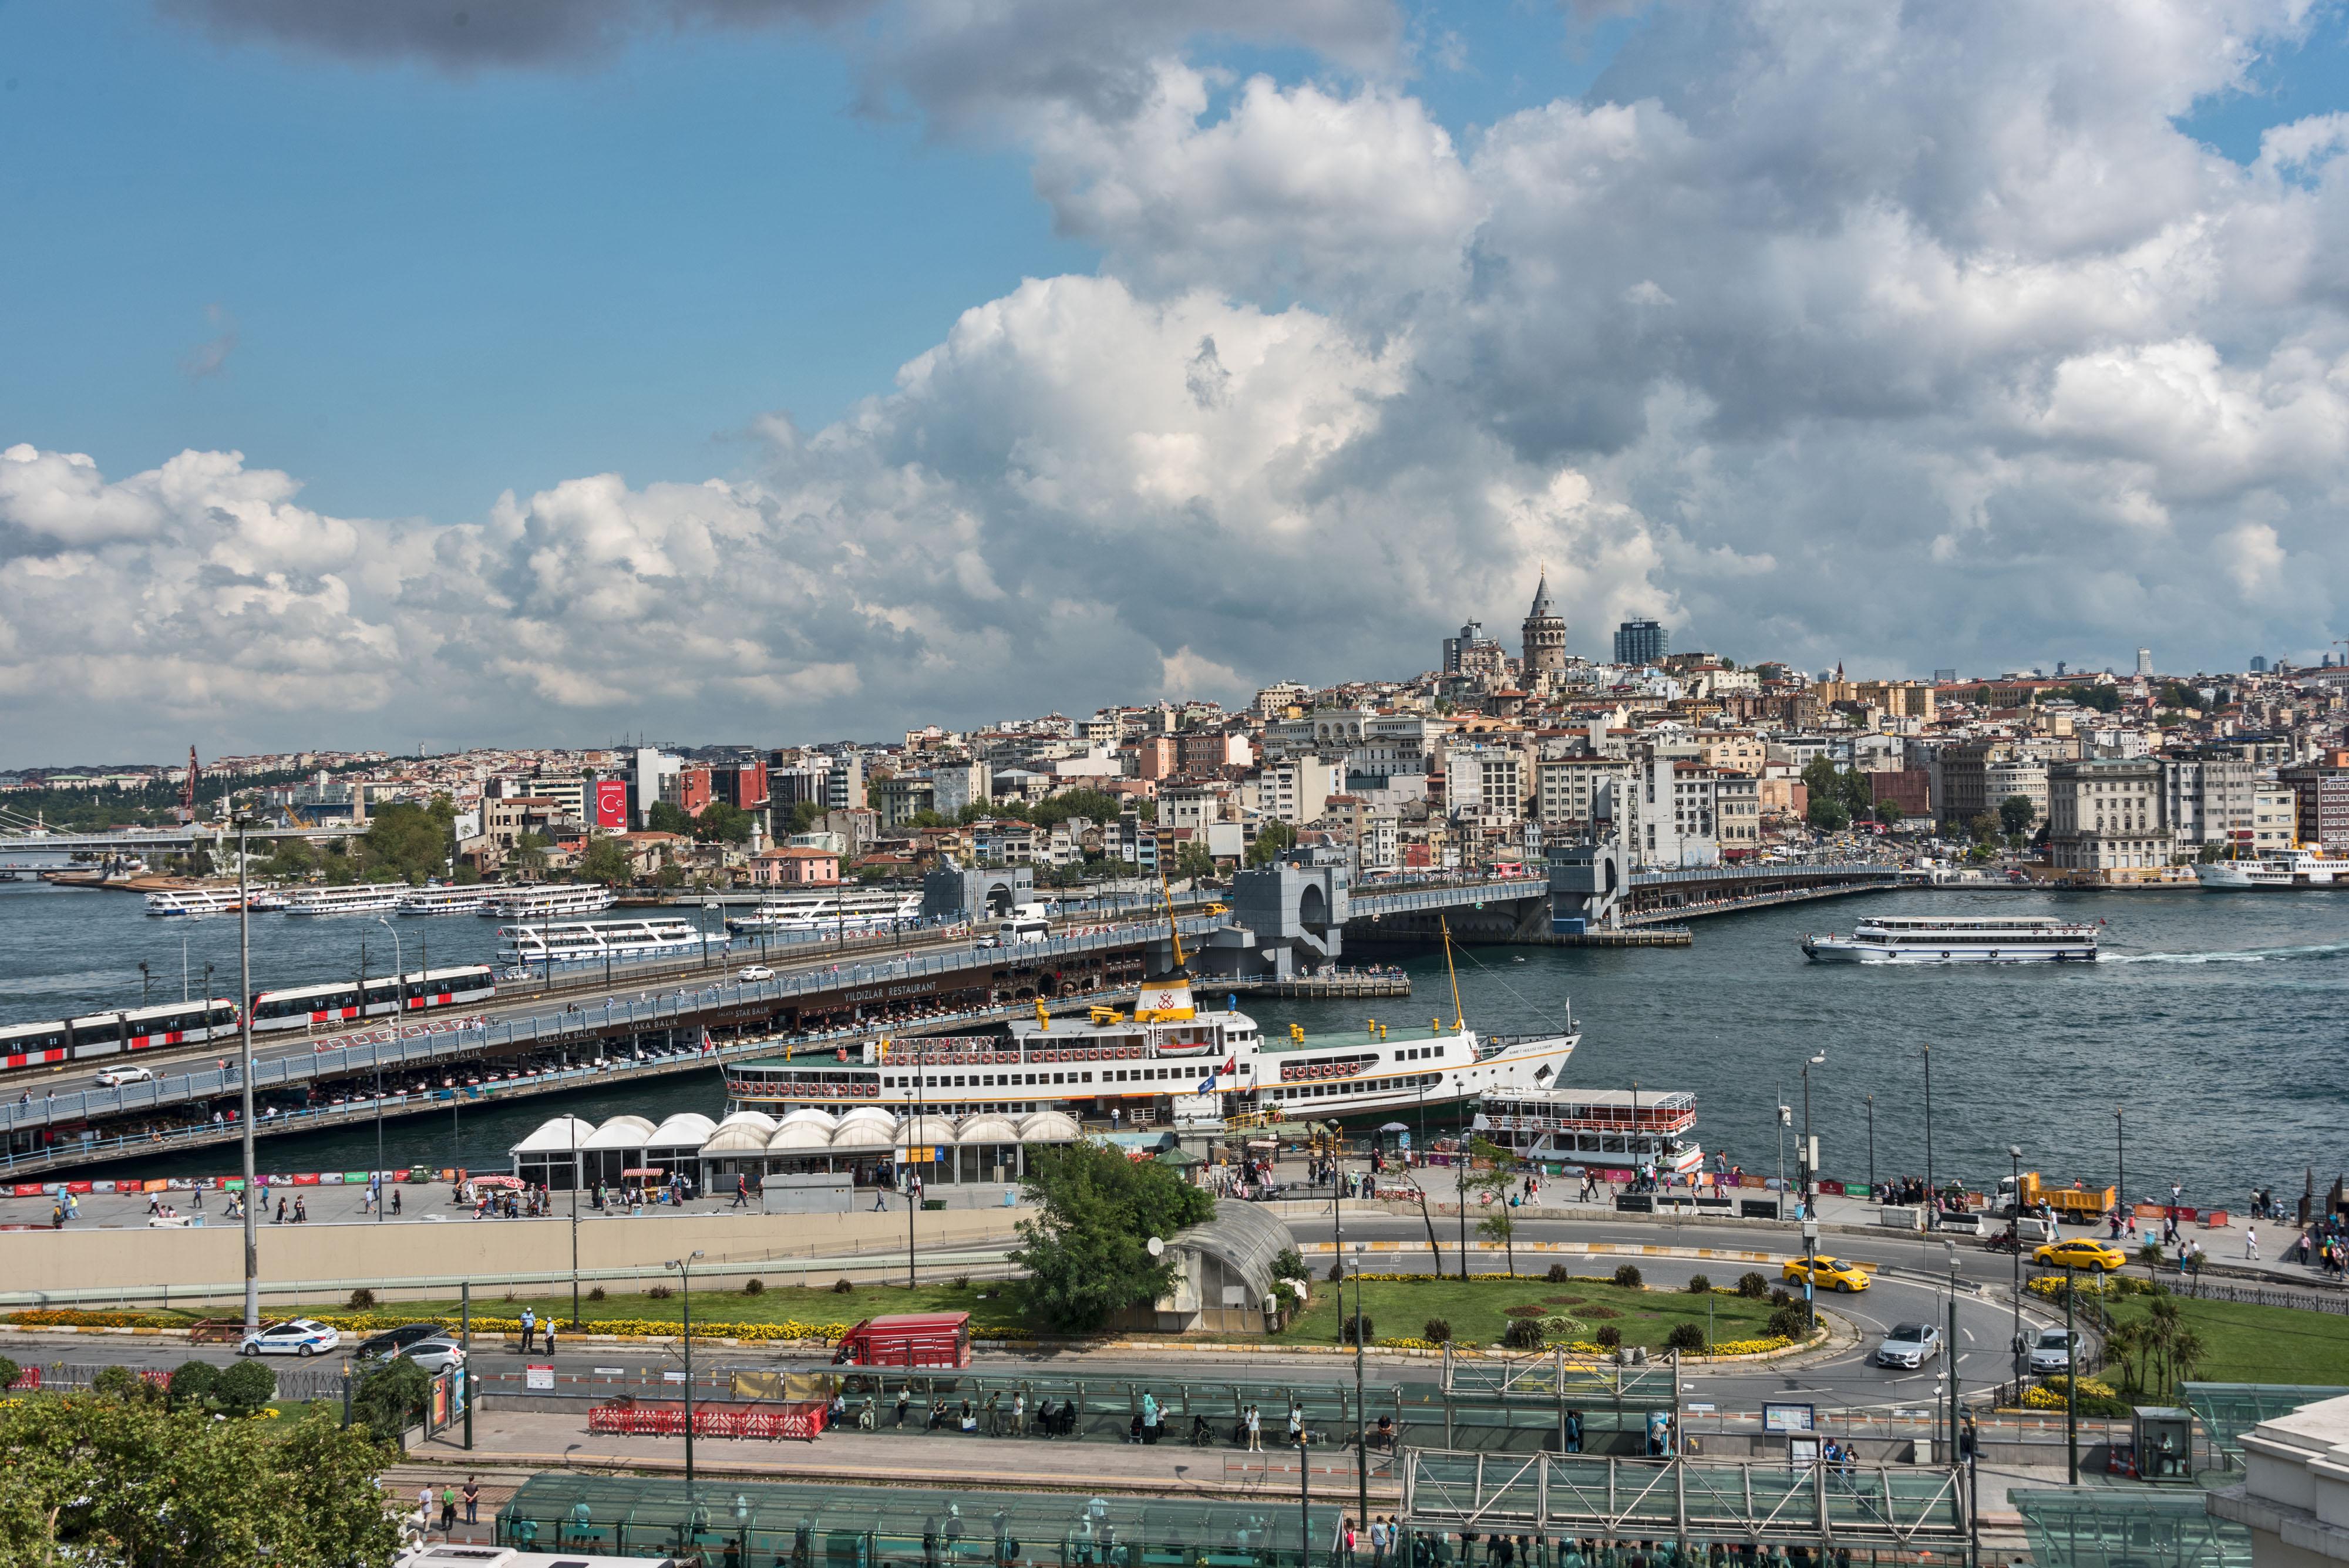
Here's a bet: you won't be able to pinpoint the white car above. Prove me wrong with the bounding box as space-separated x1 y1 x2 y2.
239 1318 341 1358
2028 1327 2084 1374
1873 1321 1944 1368
399 1337 466 1374
739 965 775 982
95 1064 155 1088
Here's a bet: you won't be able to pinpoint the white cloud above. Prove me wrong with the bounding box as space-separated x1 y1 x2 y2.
19 0 2349 754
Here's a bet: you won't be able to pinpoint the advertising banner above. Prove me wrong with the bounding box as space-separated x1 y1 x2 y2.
594 778 630 830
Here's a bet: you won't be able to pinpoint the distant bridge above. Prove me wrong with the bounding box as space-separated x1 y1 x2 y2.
0 823 362 871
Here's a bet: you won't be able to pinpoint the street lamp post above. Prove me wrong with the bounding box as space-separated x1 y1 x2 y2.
138 962 149 1008
1922 1044 1935 1210
2008 1145 2025 1395
2115 1106 2127 1233
1350 1240 1368 1533
1799 1052 1825 1218
375 918 404 1225
237 817 259 1335
1865 1093 1875 1194
665 1250 706 1494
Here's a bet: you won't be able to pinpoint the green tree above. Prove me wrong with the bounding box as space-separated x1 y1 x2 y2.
1998 793 2037 836
359 798 457 883
786 800 825 835
1246 819 1297 866
258 836 319 879
576 835 633 887
1968 812 2002 844
165 1359 221 1412
645 800 692 836
1875 799 1906 826
0 1395 399 1567
1805 796 1850 833
513 830 553 874
1173 840 1219 883
1030 789 1125 828
1012 1141 1214 1331
1461 1136 1522 1276
694 801 754 844
352 1357 430 1448
213 1357 277 1418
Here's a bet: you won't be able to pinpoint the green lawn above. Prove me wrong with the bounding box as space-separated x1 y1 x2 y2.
2102 1294 2349 1394
1267 1274 1779 1351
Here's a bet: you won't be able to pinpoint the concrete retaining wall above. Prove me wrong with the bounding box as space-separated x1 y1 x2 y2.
0 1208 1027 1307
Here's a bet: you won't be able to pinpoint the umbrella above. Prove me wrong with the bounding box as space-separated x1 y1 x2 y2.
1154 1146 1206 1166
1380 1122 1410 1132
622 1167 665 1179
470 1175 524 1190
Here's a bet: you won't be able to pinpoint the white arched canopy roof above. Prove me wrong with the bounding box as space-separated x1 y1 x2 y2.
1018 1111 1082 1143
766 1122 836 1151
510 1115 597 1155
698 1123 772 1155
898 1115 959 1148
581 1115 657 1150
715 1110 779 1135
829 1118 901 1150
775 1108 840 1132
645 1112 717 1148
954 1115 1021 1145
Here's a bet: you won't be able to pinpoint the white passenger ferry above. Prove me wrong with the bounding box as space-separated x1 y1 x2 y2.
398 884 486 916
726 889 924 936
1801 914 2098 963
1472 1089 1704 1177
480 883 617 920
497 916 720 968
143 886 244 917
725 971 1576 1128
2195 848 2341 890
282 884 403 916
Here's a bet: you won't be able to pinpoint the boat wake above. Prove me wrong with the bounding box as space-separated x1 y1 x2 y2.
2111 941 2349 965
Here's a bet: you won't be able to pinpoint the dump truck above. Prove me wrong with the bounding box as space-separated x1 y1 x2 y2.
1995 1171 2115 1223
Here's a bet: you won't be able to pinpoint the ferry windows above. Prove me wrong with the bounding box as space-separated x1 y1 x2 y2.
1081 1072 1093 1083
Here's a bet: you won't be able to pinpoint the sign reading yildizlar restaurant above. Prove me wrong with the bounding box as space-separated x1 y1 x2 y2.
845 975 955 1007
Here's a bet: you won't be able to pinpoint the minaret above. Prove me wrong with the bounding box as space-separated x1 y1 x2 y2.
1522 566 1567 677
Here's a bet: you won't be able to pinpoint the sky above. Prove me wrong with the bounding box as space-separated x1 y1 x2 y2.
4 0 2349 762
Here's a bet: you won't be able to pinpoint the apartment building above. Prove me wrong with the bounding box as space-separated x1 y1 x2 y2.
1534 755 1632 834
1627 757 1721 868
1260 755 1338 825
2278 755 2349 850
1443 745 1526 826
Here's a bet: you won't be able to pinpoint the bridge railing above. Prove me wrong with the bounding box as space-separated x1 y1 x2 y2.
1626 863 1903 886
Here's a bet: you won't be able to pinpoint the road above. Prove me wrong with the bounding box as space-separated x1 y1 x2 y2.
1 1213 2062 1419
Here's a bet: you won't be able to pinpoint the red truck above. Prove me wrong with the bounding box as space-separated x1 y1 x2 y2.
830 1312 972 1368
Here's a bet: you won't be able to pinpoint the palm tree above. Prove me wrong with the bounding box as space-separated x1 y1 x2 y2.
2102 1320 2146 1394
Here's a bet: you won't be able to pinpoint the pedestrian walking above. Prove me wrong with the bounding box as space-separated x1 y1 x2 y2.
2246 1224 2259 1261
392 1187 402 1215
732 1175 750 1209
275 1197 287 1224
293 1196 307 1224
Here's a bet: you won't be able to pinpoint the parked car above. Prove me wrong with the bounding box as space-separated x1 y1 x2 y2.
1873 1322 1944 1369
94 1065 155 1088
2034 1238 2126 1273
1782 1256 1872 1293
240 1318 341 1358
2028 1327 2084 1374
398 1337 467 1375
354 1322 445 1362
738 965 776 982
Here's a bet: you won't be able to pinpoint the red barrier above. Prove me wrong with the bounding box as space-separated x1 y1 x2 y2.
11 1185 42 1198
8 1367 39 1391
65 1181 93 1194
588 1402 821 1442
291 1173 321 1186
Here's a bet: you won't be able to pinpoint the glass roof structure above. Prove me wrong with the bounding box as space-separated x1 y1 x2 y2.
499 1474 1344 1568
2180 1382 2349 1466
2013 1488 2250 1568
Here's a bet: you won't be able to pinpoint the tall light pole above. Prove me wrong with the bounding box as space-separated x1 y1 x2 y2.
237 817 259 1335
2008 1144 2025 1395
1350 1240 1368 1532
665 1250 706 1495
1799 1052 1825 1217
375 917 403 1225
1921 1044 1935 1211
1865 1093 1875 1194
2115 1105 2127 1233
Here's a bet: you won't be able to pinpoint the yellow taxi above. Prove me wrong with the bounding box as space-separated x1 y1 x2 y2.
1782 1256 1872 1293
2032 1237 2126 1273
